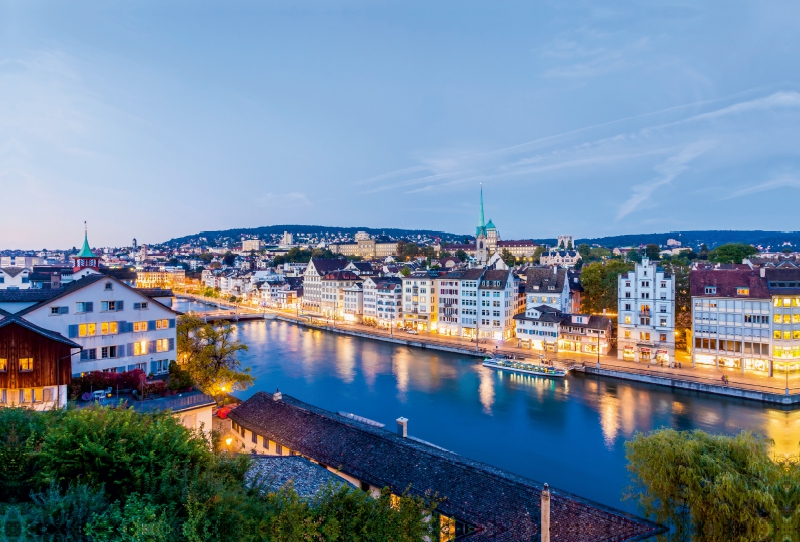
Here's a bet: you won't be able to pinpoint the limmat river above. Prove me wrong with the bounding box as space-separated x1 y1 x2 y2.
175 299 799 514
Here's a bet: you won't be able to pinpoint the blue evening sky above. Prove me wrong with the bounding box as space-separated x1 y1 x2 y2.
2 1 800 249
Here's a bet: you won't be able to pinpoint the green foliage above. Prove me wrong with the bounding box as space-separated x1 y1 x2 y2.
533 245 546 262
627 249 642 263
645 244 661 260
400 266 411 276
501 248 516 267
625 429 799 542
0 407 436 542
177 316 253 400
577 243 591 261
454 249 468 262
222 252 236 267
580 260 633 315
708 243 759 264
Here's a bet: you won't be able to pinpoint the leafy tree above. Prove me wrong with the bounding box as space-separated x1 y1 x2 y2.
708 243 758 264
783 247 793 254
697 243 709 260
661 262 690 350
401 242 421 260
439 251 452 258
454 249 468 262
177 315 253 400
501 249 516 267
222 252 236 267
625 429 797 542
198 253 214 264
533 245 547 262
400 266 411 277
645 244 661 260
589 247 611 261
581 260 634 315
310 248 335 259
577 243 591 261
627 249 642 263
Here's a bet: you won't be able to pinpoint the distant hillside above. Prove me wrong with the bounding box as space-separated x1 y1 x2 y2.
535 230 800 250
164 225 467 246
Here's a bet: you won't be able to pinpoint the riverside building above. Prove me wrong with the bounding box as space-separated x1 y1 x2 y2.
617 257 676 365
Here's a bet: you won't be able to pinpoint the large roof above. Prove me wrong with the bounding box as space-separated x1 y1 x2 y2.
229 392 661 542
689 268 770 299
0 308 81 348
526 267 567 293
309 258 348 274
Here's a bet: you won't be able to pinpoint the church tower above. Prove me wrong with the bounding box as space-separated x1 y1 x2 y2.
475 185 489 266
72 223 100 272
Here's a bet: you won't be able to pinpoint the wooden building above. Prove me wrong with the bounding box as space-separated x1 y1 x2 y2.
0 309 79 409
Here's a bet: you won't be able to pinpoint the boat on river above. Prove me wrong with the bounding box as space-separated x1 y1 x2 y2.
482 355 568 378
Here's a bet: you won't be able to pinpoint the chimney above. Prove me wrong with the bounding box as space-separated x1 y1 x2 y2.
396 417 408 438
553 266 557 275
760 267 766 278
273 388 282 401
541 483 551 542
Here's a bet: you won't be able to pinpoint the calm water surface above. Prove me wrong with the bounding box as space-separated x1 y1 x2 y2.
175 299 799 513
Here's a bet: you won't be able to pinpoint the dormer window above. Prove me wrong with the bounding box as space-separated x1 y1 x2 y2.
105 282 113 291
705 286 716 295
736 287 749 296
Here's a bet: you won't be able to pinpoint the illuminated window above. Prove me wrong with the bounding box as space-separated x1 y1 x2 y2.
19 358 33 371
133 321 148 332
785 315 792 324
0 358 6 371
134 341 148 356
784 331 792 341
624 331 631 338
774 298 782 307
156 339 169 352
794 330 800 340
624 315 631 324
156 319 169 329
774 314 782 324
736 288 749 296
78 323 96 337
101 322 118 335
775 330 782 340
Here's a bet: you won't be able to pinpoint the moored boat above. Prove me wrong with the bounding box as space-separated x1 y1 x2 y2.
482 356 568 378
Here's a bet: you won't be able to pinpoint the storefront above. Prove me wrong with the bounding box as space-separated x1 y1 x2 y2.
622 345 635 360
656 349 669 364
639 347 651 363
743 358 770 373
718 356 741 370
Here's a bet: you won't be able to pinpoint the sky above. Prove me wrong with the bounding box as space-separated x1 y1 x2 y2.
2 1 800 249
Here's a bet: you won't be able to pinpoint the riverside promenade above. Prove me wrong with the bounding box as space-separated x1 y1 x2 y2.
177 294 800 406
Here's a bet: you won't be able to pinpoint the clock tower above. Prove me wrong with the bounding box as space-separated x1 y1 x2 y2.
72 224 100 272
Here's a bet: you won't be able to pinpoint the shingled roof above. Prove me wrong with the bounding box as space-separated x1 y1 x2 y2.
689 268 770 299
0 308 81 348
229 392 662 542
526 267 566 293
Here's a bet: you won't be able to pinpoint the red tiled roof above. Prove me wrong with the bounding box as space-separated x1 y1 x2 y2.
689 268 770 298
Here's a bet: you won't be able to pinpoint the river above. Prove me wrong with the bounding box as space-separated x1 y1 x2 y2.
174 299 799 513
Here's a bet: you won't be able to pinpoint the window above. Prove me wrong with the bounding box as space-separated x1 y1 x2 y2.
0 358 6 371
133 302 149 310
76 302 94 313
51 306 68 315
101 301 122 311
639 332 650 341
101 346 118 359
624 304 631 311
134 341 148 355
156 339 169 352
252 431 258 444
104 282 113 291
133 321 148 332
19 358 33 371
660 281 666 288
101 322 118 335
276 443 283 455
156 319 169 329
660 333 667 341
262 436 270 450
625 291 631 298
624 331 631 339
640 317 650 325
80 349 97 361
78 323 97 337
705 286 716 295
737 287 749 296
660 319 667 327
624 315 631 324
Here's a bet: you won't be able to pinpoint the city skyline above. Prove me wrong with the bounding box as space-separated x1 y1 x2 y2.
3 2 800 248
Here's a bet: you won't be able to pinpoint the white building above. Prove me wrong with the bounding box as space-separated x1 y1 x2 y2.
0 267 31 290
242 239 265 252
523 267 571 313
362 277 402 327
342 283 364 323
302 259 347 312
617 257 676 364
319 270 361 320
401 271 438 331
280 231 294 247
436 269 483 337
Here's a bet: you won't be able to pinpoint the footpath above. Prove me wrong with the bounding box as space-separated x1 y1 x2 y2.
176 294 800 406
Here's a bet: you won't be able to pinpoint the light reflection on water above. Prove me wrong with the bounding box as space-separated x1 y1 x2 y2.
178 310 798 513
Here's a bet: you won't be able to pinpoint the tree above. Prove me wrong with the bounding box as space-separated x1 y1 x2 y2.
401 243 420 260
501 249 515 267
589 247 611 261
222 251 236 267
708 243 758 264
697 243 709 260
177 316 254 400
455 249 468 262
577 244 591 261
400 266 411 276
783 247 793 254
625 429 796 542
662 262 690 350
580 260 634 315
627 249 642 263
533 245 547 262
645 244 661 260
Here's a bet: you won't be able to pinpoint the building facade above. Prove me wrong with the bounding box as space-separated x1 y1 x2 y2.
342 283 363 323
401 271 438 331
514 306 611 355
302 259 347 312
329 233 398 259
617 257 676 364
362 277 402 327
320 271 362 320
0 267 31 290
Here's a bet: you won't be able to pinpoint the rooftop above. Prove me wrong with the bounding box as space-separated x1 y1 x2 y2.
229 391 661 542
247 456 350 499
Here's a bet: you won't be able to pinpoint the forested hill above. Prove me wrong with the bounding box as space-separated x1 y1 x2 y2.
536 230 800 250
164 225 465 246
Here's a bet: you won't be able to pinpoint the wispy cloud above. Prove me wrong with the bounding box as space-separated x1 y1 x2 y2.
724 173 800 200
616 141 715 221
256 192 313 207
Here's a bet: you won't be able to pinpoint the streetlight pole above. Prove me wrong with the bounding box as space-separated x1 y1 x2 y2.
787 362 790 396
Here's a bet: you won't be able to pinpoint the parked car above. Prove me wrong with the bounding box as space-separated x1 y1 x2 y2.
406 328 418 335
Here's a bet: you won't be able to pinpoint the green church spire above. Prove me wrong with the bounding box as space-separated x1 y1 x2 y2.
76 222 98 258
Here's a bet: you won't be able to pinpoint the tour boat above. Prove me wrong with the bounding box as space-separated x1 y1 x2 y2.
482 355 568 378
